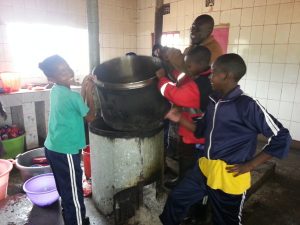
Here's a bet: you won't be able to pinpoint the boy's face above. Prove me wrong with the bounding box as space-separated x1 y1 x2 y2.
190 23 212 45
51 62 74 87
210 65 226 92
186 59 201 76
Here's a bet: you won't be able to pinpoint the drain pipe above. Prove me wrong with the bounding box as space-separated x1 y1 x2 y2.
87 0 100 72
154 0 163 44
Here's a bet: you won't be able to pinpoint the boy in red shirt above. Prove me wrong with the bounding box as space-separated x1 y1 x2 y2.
156 46 212 185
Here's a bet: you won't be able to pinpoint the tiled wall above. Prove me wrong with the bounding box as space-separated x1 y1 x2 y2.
155 0 300 141
136 0 155 55
0 0 88 85
99 0 138 61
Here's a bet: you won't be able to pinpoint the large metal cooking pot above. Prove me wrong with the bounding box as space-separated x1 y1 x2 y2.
93 55 171 131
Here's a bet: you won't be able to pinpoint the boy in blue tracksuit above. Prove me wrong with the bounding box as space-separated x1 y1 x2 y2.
160 53 292 225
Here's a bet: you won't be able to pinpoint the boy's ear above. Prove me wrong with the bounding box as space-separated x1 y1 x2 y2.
226 72 236 81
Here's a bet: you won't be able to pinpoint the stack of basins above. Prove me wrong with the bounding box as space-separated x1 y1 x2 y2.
89 56 170 223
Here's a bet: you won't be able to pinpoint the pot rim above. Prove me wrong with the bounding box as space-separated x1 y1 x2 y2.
94 76 156 90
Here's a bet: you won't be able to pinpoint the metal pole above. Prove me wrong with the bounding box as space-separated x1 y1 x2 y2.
87 0 100 72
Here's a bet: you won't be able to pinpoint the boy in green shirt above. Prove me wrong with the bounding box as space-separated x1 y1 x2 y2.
39 55 95 225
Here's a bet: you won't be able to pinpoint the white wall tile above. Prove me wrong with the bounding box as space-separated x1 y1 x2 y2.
270 63 285 82
250 26 263 44
267 99 280 117
292 103 300 122
238 45 250 62
193 0 203 15
282 84 296 103
273 44 288 63
262 25 276 44
212 0 221 11
243 0 255 7
252 6 266 25
290 122 300 140
294 84 300 103
229 9 242 27
231 0 243 8
255 0 267 6
260 45 274 63
228 27 240 44
244 80 257 96
247 62 260 80
278 101 293 120
268 82 282 100
221 0 232 10
292 2 300 23
220 10 230 23
239 27 251 44
286 44 300 64
278 3 293 24
256 81 269 98
289 23 300 44
184 0 194 15
265 4 279 24
248 45 261 62
275 24 290 44
258 63 272 81
241 8 253 26
283 64 299 83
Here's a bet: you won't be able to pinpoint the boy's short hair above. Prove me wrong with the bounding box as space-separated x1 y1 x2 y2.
213 53 247 82
39 55 66 78
152 44 163 57
193 14 214 34
186 46 211 66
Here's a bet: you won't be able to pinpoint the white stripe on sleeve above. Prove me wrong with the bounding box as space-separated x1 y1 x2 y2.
160 82 175 96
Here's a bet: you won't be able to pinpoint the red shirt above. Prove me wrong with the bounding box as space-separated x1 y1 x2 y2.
158 69 211 144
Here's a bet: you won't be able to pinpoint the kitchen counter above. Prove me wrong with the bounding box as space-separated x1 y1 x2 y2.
0 86 81 149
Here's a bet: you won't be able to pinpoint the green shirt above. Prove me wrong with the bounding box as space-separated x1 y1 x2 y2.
45 85 89 154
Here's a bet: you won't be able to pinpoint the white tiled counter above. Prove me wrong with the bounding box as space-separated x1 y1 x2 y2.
0 86 81 149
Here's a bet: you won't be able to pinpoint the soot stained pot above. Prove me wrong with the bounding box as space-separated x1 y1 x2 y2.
93 55 171 131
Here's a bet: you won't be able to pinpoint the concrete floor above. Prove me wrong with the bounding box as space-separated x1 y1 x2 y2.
0 147 300 225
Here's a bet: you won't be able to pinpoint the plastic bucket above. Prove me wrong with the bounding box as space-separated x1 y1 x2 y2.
82 146 91 179
2 135 25 159
0 72 21 93
16 148 52 182
23 173 59 207
0 159 13 200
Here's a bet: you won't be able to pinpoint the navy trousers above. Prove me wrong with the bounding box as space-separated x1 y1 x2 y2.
45 148 86 225
160 164 247 225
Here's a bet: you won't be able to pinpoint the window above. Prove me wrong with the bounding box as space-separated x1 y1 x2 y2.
5 23 89 83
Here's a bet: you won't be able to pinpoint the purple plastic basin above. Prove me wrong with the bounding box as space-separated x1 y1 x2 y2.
23 173 59 207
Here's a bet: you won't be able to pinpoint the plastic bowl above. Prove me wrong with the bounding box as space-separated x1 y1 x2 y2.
23 173 59 207
0 159 13 200
16 148 52 182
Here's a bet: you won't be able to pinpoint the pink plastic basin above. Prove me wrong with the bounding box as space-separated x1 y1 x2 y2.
23 173 59 207
0 159 13 201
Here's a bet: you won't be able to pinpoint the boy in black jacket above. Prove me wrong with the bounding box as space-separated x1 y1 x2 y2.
160 53 292 225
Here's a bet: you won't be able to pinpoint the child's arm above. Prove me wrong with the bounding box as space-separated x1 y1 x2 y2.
156 69 199 108
165 107 206 136
226 152 272 177
227 99 292 176
81 75 96 123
